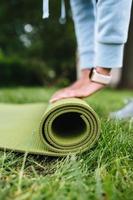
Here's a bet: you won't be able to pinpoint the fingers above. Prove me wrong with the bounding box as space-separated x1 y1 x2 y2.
50 90 75 103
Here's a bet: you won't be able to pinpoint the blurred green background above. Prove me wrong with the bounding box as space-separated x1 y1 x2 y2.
0 0 133 88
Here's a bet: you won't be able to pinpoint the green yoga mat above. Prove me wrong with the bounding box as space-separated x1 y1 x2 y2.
0 98 100 156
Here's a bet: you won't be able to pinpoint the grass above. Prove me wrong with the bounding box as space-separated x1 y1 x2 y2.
0 87 133 200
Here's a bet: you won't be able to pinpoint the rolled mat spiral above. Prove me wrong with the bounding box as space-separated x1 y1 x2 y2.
0 98 101 156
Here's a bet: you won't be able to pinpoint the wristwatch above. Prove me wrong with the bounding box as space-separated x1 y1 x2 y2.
90 69 112 85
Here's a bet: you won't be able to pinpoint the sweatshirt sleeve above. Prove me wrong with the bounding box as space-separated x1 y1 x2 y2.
95 0 132 68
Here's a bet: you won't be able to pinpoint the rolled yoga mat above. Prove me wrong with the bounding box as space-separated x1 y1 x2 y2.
0 98 100 156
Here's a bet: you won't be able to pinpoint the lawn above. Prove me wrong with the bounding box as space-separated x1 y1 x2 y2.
0 87 133 200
